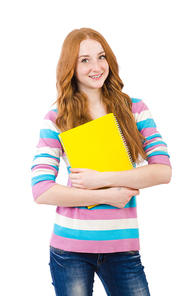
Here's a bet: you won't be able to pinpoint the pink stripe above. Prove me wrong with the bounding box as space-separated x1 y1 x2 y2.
67 178 72 187
132 100 148 114
148 155 171 167
50 232 140 253
141 127 158 138
37 138 62 150
32 181 55 200
44 110 57 122
32 164 58 175
56 206 138 220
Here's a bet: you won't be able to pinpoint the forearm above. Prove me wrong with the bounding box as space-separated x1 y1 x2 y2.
35 184 102 207
102 164 172 190
35 183 140 209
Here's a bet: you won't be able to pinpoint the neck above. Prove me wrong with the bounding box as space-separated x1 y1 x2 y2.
85 88 102 106
87 90 107 120
78 87 107 119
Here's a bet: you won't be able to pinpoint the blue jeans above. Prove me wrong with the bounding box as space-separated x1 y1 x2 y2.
49 246 150 296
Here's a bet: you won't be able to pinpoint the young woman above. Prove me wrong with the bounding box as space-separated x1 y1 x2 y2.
31 28 171 296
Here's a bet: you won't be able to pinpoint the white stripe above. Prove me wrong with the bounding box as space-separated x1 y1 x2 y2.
62 155 70 167
146 146 168 156
32 157 59 167
54 213 138 231
42 119 60 133
133 110 152 123
35 147 62 158
33 147 70 167
31 169 56 178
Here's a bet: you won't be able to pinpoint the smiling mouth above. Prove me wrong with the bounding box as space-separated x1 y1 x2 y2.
89 74 103 79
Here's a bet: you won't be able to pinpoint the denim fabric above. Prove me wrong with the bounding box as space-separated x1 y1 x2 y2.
49 246 150 296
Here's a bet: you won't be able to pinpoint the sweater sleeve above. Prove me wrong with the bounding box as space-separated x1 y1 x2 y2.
31 109 63 201
131 98 171 167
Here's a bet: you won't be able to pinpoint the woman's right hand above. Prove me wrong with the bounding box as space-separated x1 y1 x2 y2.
102 187 140 208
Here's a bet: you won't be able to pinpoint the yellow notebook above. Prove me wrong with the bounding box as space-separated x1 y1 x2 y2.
58 113 134 208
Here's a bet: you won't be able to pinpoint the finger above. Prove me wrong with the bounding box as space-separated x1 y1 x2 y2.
71 182 81 188
70 168 86 173
69 173 78 180
131 189 140 196
69 174 82 182
121 187 140 196
70 181 85 189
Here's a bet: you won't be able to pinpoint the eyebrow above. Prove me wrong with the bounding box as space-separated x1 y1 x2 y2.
78 51 105 59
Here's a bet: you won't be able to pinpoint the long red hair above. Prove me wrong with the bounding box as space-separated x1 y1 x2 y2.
55 28 146 163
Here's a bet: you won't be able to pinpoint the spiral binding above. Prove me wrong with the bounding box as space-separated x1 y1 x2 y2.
112 114 134 168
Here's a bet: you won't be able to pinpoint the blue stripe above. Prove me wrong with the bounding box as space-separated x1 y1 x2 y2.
40 129 59 140
79 196 137 210
144 141 167 151
147 151 170 158
31 164 59 171
131 98 141 103
51 108 58 113
53 224 139 241
146 133 162 141
33 153 60 162
137 118 156 131
67 166 72 175
31 174 56 186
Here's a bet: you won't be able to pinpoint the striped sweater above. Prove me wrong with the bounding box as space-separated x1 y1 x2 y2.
31 98 171 253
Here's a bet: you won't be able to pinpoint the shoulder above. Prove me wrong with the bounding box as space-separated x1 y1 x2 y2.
130 98 152 125
43 108 58 123
42 108 60 133
40 108 60 139
130 98 149 115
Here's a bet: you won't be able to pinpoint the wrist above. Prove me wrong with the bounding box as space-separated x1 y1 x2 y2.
101 172 112 187
84 187 107 206
95 187 110 205
102 171 117 187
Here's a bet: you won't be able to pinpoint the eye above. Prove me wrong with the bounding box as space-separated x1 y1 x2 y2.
81 58 89 63
99 55 106 60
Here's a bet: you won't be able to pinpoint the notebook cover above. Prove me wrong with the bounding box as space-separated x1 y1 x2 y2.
58 113 133 208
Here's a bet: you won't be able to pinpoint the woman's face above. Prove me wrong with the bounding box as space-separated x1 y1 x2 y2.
74 39 109 93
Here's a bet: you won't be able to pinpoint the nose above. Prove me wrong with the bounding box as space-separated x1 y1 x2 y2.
91 60 101 72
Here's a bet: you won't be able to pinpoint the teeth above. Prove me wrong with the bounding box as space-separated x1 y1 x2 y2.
90 74 102 78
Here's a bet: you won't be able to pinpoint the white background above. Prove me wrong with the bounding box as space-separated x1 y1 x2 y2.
1 0 196 295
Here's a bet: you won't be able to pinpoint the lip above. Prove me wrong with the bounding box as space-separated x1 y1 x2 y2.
89 73 103 79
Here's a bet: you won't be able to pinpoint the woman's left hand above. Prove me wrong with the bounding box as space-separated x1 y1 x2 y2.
69 168 104 190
